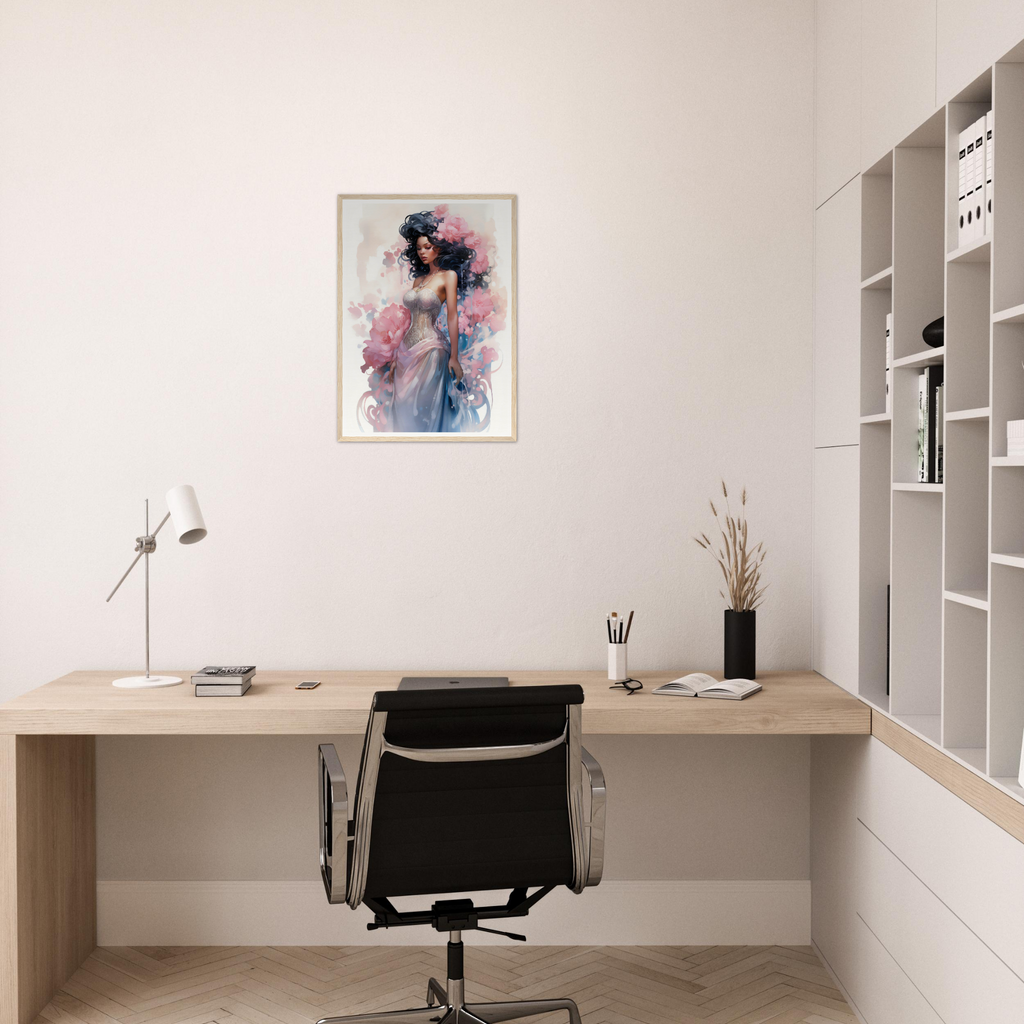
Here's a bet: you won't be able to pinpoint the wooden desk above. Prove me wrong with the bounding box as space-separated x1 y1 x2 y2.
0 669 868 735
0 669 867 1024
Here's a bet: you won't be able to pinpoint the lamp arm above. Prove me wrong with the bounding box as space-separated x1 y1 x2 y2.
106 550 144 602
151 511 171 538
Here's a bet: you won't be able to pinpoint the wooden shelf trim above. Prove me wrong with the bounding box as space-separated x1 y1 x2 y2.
871 710 1024 845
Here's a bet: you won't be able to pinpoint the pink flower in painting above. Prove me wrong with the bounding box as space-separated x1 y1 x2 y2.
481 346 498 366
463 289 495 324
437 215 470 243
470 250 489 274
433 204 449 218
361 303 410 371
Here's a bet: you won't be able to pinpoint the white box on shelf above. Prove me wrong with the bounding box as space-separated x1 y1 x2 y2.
1007 420 1024 451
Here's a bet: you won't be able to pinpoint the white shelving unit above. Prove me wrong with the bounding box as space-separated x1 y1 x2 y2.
858 57 1024 805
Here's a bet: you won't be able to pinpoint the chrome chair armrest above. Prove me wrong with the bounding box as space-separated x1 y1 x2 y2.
318 743 349 904
580 746 606 887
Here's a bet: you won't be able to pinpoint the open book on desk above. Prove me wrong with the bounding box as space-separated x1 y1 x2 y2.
652 673 761 700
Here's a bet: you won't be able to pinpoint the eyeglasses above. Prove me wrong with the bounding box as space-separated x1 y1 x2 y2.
609 678 643 695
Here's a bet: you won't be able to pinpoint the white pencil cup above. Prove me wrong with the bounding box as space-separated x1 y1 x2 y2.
608 643 628 681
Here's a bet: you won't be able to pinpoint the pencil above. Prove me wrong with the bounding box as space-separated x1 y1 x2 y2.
606 617 613 643
624 610 634 643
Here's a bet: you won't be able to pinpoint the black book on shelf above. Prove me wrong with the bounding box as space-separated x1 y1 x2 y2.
886 584 891 697
925 364 944 483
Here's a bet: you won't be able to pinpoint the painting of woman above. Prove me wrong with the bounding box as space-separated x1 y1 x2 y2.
337 195 516 441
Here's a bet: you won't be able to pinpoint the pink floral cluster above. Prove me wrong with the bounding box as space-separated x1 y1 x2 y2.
433 205 489 275
359 302 410 373
458 287 506 339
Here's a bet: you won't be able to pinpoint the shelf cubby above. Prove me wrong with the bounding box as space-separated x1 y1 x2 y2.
889 490 943 722
860 286 891 417
946 76 992 258
941 600 987 755
991 322 1024 457
943 419 989 593
892 129 944 362
859 420 892 711
989 563 1024 778
992 62 1024 315
862 152 893 282
991 462 1024 557
892 358 944 485
945 262 990 412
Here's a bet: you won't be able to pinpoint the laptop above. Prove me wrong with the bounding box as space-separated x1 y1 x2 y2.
398 676 510 690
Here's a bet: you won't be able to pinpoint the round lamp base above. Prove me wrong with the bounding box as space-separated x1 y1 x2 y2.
112 675 183 689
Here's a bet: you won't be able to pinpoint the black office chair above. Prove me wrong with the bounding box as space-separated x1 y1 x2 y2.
316 684 606 1024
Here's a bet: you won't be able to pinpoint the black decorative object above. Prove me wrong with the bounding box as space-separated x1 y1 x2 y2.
922 315 944 348
724 609 756 680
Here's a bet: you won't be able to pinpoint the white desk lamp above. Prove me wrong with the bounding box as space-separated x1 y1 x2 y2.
106 484 207 689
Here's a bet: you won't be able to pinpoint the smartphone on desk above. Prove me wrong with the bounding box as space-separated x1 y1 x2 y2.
295 680 321 690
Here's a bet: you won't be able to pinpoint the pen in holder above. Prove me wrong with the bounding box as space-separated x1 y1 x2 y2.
608 642 628 682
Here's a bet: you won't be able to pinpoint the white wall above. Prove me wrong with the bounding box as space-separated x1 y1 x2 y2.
0 0 816 932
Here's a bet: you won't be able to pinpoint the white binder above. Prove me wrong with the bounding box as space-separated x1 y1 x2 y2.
986 109 994 236
965 121 979 243
973 116 986 242
885 312 892 416
958 126 970 247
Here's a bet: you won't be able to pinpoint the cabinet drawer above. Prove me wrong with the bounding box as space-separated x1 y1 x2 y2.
857 820 1024 1023
847 912 942 1024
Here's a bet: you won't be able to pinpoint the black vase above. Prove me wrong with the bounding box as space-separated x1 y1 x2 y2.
922 315 944 348
724 610 756 679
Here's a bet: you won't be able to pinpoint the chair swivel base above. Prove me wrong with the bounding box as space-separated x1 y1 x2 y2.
315 980 582 1024
315 933 582 1024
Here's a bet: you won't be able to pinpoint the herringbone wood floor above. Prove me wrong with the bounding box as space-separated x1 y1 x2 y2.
34 946 857 1024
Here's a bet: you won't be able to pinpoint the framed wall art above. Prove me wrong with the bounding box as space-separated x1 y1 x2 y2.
337 194 516 441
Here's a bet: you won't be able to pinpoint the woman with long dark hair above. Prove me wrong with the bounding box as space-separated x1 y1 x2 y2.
388 210 476 432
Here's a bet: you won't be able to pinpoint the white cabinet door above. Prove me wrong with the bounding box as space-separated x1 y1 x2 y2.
862 0 938 167
937 0 1024 102
813 445 860 694
814 178 861 447
815 0 861 207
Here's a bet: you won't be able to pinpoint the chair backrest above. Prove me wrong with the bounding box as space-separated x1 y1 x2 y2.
346 684 586 908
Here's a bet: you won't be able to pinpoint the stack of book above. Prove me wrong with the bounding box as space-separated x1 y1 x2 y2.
917 367 944 483
192 665 256 697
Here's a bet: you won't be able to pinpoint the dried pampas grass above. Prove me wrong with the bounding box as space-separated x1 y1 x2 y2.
694 481 768 612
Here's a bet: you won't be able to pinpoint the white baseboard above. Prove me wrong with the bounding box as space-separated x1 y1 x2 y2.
97 879 810 946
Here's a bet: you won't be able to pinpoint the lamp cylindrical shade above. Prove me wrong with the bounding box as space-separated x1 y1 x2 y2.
165 485 207 544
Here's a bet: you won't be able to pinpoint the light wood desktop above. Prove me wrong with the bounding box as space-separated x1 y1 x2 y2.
0 669 867 1024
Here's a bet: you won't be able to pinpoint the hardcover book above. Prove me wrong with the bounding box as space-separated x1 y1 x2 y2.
652 673 761 700
191 666 256 684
